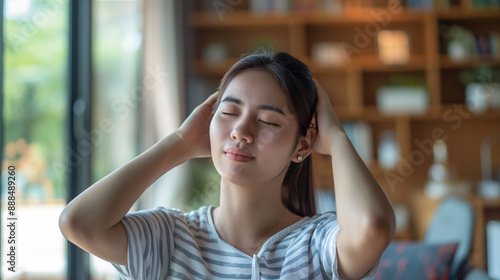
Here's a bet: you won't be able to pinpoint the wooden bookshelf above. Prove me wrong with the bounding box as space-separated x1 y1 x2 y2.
185 0 500 270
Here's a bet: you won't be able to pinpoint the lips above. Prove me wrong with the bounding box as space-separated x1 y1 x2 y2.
224 147 254 162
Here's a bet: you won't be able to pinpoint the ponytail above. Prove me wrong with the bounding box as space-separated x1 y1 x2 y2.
282 153 316 217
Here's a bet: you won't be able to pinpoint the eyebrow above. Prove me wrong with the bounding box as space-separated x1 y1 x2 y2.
221 96 286 116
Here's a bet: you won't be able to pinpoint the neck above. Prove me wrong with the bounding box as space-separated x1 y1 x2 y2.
213 177 303 256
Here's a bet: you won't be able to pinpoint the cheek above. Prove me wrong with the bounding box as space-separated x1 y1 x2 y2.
255 128 296 156
209 119 215 143
209 120 220 150
209 118 229 150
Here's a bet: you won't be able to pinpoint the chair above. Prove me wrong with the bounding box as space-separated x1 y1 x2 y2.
424 196 491 280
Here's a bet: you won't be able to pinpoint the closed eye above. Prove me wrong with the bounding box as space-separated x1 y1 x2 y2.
259 120 280 127
222 112 279 127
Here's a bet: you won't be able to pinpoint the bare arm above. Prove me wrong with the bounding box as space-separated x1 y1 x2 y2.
59 92 219 266
312 80 395 279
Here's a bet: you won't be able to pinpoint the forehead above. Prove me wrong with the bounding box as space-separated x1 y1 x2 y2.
222 70 292 114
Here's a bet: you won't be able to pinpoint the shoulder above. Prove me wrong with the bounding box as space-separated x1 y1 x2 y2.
303 211 339 231
118 206 214 252
118 207 183 239
122 206 182 224
123 205 209 222
286 211 340 246
309 211 338 223
181 205 211 222
179 205 213 231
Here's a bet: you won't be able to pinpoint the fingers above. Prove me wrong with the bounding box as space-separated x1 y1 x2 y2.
207 91 219 103
309 112 317 129
208 91 220 114
312 78 327 98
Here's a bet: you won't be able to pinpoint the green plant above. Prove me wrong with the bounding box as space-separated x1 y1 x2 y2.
376 74 427 90
459 66 500 85
444 25 474 46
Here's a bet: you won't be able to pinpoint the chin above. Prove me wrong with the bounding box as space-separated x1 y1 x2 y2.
220 168 256 184
214 164 259 186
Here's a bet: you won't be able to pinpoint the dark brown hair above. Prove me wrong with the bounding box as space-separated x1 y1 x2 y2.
214 51 317 217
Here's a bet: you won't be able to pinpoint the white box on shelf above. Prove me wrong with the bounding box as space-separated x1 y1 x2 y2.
465 83 500 113
312 42 348 66
376 86 429 115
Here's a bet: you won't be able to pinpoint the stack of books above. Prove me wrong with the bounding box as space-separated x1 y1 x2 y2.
249 0 344 13
406 0 500 10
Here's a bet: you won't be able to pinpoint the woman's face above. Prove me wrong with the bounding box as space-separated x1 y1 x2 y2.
209 70 301 186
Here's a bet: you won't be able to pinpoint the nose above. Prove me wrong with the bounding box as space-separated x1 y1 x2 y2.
230 118 254 143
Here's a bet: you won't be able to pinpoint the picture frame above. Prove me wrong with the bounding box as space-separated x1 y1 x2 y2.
377 30 411 65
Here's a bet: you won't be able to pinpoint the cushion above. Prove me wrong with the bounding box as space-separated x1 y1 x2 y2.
374 241 458 280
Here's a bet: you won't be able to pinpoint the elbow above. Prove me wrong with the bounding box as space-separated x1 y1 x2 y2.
59 206 76 242
59 205 91 245
365 210 396 248
368 216 395 245
354 210 396 251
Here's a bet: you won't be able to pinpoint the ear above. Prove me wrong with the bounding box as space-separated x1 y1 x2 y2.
292 127 317 163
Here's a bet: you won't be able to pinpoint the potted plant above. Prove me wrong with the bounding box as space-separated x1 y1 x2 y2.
460 66 500 113
444 25 475 63
375 75 429 115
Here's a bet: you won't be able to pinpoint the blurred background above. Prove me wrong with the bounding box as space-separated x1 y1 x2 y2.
1 0 500 279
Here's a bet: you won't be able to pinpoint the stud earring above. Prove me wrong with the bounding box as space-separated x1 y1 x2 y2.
298 155 303 161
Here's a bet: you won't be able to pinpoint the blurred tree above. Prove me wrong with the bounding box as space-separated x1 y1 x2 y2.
3 0 68 200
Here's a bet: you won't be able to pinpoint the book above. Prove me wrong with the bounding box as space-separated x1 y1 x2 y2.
490 32 500 59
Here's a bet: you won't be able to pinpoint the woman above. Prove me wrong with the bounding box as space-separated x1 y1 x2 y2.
59 51 395 279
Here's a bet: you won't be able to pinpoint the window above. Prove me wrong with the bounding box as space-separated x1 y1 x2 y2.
1 0 142 278
91 0 142 277
2 0 69 278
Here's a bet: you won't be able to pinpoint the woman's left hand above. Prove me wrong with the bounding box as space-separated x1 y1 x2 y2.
311 79 345 156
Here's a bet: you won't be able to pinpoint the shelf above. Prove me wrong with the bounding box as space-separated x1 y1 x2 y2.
191 8 500 28
337 105 395 121
436 8 500 20
190 9 428 27
193 55 428 76
190 59 239 75
336 105 500 121
420 105 500 121
188 2 500 270
190 11 296 27
440 55 500 69
481 198 500 207
309 55 427 72
303 9 426 24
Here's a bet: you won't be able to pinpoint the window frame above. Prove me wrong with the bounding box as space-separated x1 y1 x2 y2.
66 0 92 279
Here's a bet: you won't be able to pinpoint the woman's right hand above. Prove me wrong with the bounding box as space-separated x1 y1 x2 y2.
175 91 220 159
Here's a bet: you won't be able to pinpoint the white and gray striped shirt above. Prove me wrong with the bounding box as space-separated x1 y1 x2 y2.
112 205 379 280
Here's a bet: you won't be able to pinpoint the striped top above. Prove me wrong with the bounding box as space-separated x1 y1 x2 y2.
112 206 379 280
